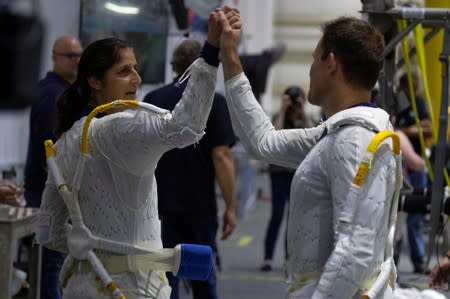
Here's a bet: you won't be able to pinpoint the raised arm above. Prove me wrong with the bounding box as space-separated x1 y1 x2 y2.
217 9 323 168
154 7 240 151
148 7 242 152
225 75 324 168
90 8 243 176
162 9 227 144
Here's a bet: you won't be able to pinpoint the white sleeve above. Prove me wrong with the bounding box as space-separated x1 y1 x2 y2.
312 127 396 298
91 58 217 176
165 58 217 146
225 72 324 169
36 172 69 253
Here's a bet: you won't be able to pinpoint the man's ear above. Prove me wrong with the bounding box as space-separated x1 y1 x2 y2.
327 52 337 74
87 76 102 91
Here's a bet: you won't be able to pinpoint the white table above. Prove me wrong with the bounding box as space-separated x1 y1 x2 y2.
0 206 41 299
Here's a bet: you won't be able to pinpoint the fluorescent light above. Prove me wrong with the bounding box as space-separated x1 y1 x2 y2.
104 2 139 15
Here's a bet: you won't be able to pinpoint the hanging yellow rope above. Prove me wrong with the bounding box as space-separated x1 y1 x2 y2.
413 24 437 141
398 19 450 188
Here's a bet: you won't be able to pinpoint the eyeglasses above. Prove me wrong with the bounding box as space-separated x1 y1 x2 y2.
53 51 82 59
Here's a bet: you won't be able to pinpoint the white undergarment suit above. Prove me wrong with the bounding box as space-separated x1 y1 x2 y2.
225 72 400 299
38 58 217 299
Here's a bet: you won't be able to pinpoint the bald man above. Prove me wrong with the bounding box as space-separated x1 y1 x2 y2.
24 35 82 299
51 36 83 83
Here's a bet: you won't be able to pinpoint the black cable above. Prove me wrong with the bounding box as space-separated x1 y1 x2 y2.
435 216 449 281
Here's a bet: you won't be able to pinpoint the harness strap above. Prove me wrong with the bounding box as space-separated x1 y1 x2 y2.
355 130 401 299
287 272 321 293
287 260 390 296
66 253 174 275
287 130 401 299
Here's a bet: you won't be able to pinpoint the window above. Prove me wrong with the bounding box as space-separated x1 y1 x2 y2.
80 0 169 84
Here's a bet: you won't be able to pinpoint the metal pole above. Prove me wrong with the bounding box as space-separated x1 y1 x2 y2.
384 19 421 57
379 55 396 114
397 24 442 68
361 3 450 266
426 19 450 267
386 7 450 20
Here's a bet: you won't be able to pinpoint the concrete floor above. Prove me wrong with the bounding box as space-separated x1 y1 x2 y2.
179 197 285 299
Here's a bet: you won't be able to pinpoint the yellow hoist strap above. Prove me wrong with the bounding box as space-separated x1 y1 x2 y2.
81 100 140 154
353 130 400 187
413 23 436 136
289 131 400 297
43 100 141 299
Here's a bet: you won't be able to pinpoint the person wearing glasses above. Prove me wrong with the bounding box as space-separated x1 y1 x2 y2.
24 35 83 299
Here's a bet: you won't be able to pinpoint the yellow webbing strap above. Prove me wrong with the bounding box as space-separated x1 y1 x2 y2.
44 139 56 157
44 139 70 193
288 131 400 297
79 99 140 299
355 131 400 298
353 130 400 187
81 100 139 154
287 272 321 294
45 100 140 299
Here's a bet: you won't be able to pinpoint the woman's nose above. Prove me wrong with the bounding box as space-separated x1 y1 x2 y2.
132 70 142 85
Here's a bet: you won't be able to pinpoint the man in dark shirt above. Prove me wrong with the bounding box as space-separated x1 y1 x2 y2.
145 39 236 299
395 73 433 274
395 74 432 155
24 35 82 299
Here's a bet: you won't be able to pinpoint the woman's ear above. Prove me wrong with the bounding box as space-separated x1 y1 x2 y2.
87 76 102 91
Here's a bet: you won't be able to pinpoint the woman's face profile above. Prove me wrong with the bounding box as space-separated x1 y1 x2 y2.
96 47 142 104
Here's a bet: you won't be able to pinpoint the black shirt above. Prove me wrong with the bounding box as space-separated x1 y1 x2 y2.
395 95 429 154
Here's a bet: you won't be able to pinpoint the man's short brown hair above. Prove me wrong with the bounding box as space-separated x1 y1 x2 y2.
321 17 384 90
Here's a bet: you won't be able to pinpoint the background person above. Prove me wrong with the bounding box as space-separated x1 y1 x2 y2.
394 73 432 274
24 35 82 299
